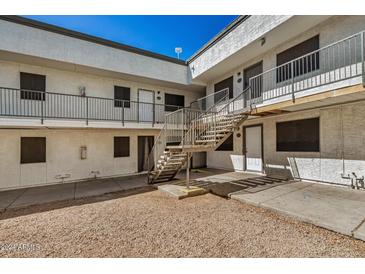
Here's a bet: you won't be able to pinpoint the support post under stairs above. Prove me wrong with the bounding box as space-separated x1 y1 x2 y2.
186 152 192 189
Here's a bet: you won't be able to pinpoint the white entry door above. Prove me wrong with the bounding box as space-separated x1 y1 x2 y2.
139 89 154 122
245 125 263 172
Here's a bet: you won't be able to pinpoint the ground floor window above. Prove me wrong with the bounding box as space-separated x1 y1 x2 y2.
20 137 46 164
276 117 320 152
216 134 234 151
114 136 130 157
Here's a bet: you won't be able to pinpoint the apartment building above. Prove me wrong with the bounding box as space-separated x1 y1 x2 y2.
1 15 365 190
0 16 206 190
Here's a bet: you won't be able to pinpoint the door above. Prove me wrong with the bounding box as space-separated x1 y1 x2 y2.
244 125 263 172
243 61 263 103
138 89 154 122
138 136 154 172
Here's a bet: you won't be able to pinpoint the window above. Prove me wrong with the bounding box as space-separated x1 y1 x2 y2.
216 134 233 151
214 76 233 101
164 93 184 112
21 137 46 164
276 35 320 83
276 118 320 152
114 136 130 157
114 86 131 108
20 72 46 101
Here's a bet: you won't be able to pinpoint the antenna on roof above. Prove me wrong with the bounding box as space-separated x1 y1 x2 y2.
175 47 182 59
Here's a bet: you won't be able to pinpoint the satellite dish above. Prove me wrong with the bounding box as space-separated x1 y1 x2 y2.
175 47 183 59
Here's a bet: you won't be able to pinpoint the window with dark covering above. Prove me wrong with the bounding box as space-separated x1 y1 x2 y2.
21 137 46 164
276 35 320 83
216 134 234 151
114 86 131 108
214 76 233 101
114 136 130 157
164 93 184 112
20 72 46 101
276 118 320 152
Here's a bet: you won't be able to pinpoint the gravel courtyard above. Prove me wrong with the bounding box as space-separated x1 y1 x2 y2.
0 187 365 258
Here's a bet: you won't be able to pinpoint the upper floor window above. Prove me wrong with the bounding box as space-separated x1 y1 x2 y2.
20 72 46 101
114 86 131 108
214 76 233 101
276 35 320 83
276 117 320 152
165 93 184 112
21 137 46 164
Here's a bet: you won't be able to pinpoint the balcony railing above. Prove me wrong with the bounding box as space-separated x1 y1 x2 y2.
0 87 183 125
248 31 365 107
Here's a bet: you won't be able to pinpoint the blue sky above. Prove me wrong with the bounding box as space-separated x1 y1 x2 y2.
24 15 238 60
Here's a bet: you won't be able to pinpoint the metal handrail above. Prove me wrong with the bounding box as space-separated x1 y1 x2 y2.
249 30 365 104
0 86 184 125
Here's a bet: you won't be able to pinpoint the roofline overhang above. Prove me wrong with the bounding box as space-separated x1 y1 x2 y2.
187 15 251 63
0 15 187 66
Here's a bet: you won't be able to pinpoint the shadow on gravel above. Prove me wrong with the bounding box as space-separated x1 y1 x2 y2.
0 186 156 221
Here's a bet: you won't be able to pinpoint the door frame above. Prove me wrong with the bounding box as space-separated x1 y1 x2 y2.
137 89 155 122
137 135 155 172
242 123 264 173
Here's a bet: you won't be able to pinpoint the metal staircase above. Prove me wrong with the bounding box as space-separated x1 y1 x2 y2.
147 87 253 184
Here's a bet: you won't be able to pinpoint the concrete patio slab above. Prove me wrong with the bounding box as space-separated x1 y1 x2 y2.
158 184 207 199
0 189 25 210
74 180 121 199
10 183 75 209
231 181 365 239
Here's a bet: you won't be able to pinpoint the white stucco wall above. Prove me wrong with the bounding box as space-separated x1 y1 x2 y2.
0 128 161 190
204 15 365 99
207 101 365 186
0 19 190 85
0 60 202 106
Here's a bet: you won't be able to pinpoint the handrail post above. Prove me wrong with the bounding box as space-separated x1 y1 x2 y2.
181 108 185 148
152 102 155 127
86 96 89 125
291 61 295 102
41 92 44 124
122 100 125 126
362 31 365 87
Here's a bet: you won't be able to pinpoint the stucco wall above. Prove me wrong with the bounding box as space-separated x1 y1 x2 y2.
0 60 202 107
0 128 161 190
204 15 365 99
207 101 365 186
0 19 189 85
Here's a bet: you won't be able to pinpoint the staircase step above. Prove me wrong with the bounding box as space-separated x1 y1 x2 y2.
195 139 217 143
200 133 226 139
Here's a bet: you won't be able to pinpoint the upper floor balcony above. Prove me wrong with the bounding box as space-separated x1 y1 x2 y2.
0 87 184 129
228 30 365 115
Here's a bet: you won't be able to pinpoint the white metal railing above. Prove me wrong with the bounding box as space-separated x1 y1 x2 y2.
249 31 365 105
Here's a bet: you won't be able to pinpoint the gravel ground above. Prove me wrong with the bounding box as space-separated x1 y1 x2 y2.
0 187 365 258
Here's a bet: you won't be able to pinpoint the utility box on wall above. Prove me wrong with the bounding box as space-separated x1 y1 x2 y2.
80 146 87 160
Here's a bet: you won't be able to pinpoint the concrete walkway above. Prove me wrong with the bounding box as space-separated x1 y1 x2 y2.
230 180 365 241
0 174 149 210
0 168 225 211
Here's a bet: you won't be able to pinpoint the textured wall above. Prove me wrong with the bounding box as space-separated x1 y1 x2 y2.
207 101 365 186
0 128 160 190
0 19 189 85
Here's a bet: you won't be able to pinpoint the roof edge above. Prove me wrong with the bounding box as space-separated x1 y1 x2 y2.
187 15 250 63
0 15 187 66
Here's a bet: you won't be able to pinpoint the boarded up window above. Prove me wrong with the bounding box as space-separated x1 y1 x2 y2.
114 136 130 157
276 118 320 152
216 134 234 151
114 86 131 108
164 93 184 112
214 76 233 100
21 137 46 164
20 72 46 101
276 35 320 83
